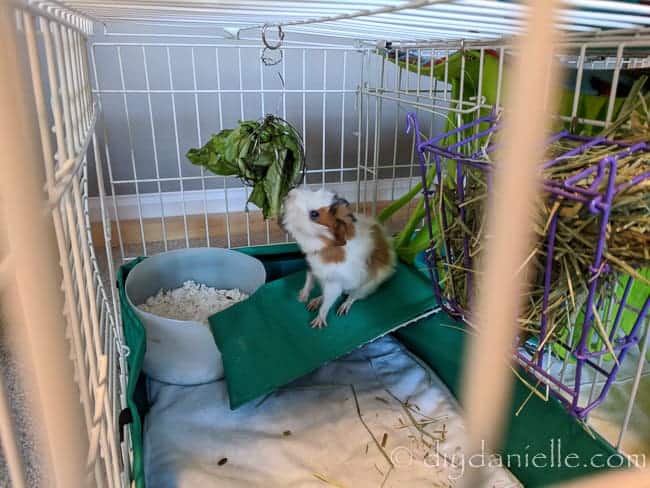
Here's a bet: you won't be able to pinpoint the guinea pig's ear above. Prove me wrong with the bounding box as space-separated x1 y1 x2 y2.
331 195 350 207
327 196 356 245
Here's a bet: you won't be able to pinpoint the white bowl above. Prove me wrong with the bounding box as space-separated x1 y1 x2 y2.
125 248 266 385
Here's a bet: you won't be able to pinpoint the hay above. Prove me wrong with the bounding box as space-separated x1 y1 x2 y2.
432 77 650 352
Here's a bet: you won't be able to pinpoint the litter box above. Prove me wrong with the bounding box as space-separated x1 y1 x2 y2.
124 247 266 385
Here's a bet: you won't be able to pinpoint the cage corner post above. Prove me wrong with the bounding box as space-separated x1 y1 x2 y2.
0 2 90 487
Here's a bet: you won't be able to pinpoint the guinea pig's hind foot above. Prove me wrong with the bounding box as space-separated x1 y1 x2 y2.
336 297 356 316
310 315 328 329
306 296 323 311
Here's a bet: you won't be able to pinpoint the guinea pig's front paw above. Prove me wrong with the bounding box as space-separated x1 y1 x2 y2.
306 296 323 311
310 315 328 329
298 289 310 303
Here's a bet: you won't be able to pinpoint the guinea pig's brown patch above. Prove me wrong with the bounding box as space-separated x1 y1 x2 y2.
368 224 392 277
314 197 356 246
319 244 346 263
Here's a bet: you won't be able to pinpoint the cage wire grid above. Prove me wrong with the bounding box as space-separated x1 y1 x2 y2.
89 37 650 262
2 1 650 487
406 111 650 420
5 3 129 487
379 36 650 445
89 16 650 464
52 0 650 42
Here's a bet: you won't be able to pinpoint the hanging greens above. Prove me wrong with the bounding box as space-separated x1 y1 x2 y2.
187 115 305 219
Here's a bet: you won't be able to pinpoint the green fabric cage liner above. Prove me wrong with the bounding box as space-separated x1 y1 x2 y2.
396 318 625 487
117 244 621 488
209 262 438 409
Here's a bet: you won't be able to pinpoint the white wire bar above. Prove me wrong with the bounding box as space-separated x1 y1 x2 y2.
17 3 650 486
26 0 93 35
90 42 372 259
58 0 650 42
90 34 650 461
362 35 650 132
18 3 129 486
356 33 650 454
1 1 98 486
616 317 650 453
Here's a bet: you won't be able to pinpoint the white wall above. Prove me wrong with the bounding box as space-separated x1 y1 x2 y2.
88 23 447 207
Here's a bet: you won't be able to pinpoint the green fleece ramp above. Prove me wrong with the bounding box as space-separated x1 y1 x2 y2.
209 262 438 409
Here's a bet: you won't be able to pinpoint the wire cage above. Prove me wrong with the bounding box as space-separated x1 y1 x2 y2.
408 111 650 418
4 1 650 487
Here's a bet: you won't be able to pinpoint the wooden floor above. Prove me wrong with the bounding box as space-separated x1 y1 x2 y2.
91 201 414 253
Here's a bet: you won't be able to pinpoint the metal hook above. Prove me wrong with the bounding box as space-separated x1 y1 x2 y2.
261 24 284 66
261 24 284 50
118 344 131 358
261 47 283 66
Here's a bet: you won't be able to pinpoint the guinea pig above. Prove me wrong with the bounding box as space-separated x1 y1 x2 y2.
281 187 396 328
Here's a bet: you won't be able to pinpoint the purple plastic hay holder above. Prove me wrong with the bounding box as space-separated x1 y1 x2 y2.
407 112 650 418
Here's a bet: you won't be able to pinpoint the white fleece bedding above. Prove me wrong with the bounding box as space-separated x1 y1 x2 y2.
143 335 522 488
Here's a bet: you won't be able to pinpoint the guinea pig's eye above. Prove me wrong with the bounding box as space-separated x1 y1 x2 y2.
309 210 319 220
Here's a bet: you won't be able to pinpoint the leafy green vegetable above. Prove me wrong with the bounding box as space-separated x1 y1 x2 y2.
187 115 304 218
377 163 438 264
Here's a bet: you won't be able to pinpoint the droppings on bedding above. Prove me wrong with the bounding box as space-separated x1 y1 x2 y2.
137 280 248 325
143 336 524 487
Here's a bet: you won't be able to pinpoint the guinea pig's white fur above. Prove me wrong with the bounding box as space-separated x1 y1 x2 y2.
282 187 396 328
